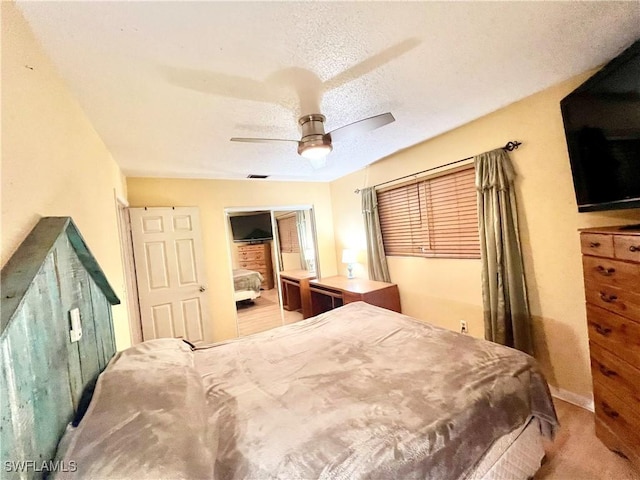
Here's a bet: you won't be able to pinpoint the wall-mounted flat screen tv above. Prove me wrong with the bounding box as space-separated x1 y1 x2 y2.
230 213 273 242
561 39 640 212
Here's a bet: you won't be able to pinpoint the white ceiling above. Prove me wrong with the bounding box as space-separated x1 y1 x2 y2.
16 1 640 182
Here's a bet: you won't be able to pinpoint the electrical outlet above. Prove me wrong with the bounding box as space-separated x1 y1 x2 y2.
460 320 468 335
69 308 82 343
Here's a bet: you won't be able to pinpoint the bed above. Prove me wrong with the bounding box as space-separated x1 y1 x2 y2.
233 268 263 302
1 217 559 480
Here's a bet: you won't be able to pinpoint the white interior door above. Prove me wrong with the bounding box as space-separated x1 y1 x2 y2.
129 207 211 344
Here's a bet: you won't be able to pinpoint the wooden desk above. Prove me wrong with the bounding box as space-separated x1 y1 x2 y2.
300 275 401 318
280 270 316 312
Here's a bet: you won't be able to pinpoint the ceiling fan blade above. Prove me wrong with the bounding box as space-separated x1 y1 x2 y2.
230 137 298 144
327 112 395 142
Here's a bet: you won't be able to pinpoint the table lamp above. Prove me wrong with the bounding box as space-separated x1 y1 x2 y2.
342 249 357 279
304 248 316 274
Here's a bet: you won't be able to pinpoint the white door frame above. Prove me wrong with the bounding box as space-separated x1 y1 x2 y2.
114 192 143 345
224 204 320 336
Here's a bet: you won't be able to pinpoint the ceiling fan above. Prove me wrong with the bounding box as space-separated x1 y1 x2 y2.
230 112 395 168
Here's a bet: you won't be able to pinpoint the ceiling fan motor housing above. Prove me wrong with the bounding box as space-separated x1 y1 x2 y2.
297 114 332 154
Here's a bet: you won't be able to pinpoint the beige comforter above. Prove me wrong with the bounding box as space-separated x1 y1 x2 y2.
195 302 557 480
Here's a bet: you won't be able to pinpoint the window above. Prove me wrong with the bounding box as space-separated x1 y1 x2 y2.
377 165 480 259
277 215 300 254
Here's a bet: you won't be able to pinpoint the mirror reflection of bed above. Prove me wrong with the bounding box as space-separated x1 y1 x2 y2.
227 207 318 337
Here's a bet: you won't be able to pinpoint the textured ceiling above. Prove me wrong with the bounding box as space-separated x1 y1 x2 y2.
16 1 640 182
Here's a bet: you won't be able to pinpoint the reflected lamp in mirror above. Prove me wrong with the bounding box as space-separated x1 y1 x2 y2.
304 248 316 275
342 249 358 279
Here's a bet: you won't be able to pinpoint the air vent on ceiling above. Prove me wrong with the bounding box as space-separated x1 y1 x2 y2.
247 174 269 179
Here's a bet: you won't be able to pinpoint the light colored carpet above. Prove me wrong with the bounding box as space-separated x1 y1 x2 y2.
536 398 639 480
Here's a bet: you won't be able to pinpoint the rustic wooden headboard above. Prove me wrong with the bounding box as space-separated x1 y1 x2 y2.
0 217 120 477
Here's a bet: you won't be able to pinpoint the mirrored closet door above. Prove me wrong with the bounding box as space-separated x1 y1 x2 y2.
226 206 319 337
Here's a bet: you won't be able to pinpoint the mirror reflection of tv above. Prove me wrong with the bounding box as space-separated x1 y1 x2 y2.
561 38 640 212
230 213 273 243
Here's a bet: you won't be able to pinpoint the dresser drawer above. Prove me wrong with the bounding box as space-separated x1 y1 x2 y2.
587 305 640 366
238 261 266 270
593 380 640 449
614 235 640 263
583 256 640 291
585 281 640 320
590 341 640 411
581 233 614 258
238 251 265 262
239 244 268 253
595 417 640 470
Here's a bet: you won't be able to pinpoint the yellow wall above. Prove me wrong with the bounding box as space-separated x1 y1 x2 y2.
330 72 640 400
1 2 131 349
126 178 337 342
6 0 639 401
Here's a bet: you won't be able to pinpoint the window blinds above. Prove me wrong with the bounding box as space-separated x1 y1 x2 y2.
277 215 300 254
377 166 480 259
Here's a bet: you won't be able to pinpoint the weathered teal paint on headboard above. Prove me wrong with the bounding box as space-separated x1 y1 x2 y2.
1 217 120 478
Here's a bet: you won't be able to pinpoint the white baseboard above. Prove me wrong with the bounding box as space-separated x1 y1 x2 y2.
549 385 594 412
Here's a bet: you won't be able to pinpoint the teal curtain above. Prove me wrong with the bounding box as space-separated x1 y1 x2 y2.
475 149 533 355
361 187 391 283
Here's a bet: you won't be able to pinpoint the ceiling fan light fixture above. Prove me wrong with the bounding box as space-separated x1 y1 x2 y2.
231 111 395 171
297 113 332 165
299 142 332 160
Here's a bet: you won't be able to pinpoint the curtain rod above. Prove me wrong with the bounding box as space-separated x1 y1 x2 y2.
353 140 522 194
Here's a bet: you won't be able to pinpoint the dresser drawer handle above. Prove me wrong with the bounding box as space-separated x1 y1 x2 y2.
594 324 612 336
598 363 617 377
601 402 619 419
599 292 618 303
630 245 640 252
596 266 616 276
589 241 601 248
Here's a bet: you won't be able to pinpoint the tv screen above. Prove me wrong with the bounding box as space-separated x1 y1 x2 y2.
561 39 640 212
230 213 273 242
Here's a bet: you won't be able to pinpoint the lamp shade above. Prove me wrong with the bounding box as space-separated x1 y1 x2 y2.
341 249 357 264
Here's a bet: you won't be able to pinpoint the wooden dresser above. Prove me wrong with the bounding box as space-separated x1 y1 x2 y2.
300 275 401 319
580 225 640 469
237 243 274 289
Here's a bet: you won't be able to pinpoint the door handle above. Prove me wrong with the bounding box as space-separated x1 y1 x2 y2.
199 286 207 292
